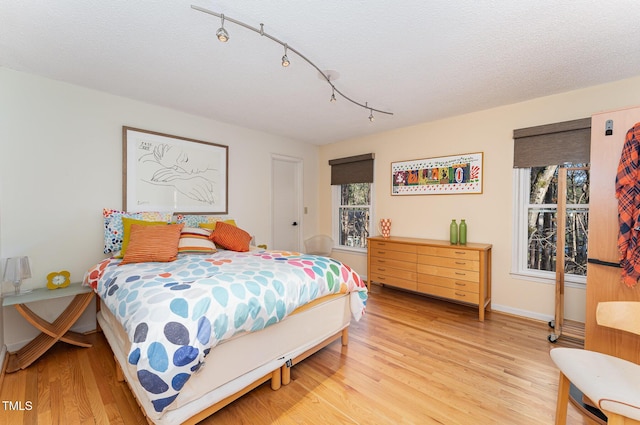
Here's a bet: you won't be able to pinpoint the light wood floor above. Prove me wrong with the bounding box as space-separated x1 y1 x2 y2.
0 284 597 424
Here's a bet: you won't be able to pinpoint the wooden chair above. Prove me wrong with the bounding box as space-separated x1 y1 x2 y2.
550 301 640 425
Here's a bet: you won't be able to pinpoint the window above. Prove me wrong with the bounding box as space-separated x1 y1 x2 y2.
328 153 375 252
513 165 589 283
512 118 591 284
333 183 373 250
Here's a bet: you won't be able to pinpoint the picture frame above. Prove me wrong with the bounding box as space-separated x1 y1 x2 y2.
123 126 229 214
391 152 483 195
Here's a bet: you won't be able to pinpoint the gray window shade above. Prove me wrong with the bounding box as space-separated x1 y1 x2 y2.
513 118 591 168
329 153 375 185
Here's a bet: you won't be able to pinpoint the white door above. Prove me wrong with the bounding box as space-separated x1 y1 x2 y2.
271 155 302 251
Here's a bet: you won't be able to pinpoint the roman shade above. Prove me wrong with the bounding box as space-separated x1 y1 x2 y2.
329 153 375 185
513 118 591 168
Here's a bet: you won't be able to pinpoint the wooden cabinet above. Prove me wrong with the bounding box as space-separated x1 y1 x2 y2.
368 236 492 321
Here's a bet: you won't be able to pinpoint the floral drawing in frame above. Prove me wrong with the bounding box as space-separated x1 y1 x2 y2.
123 126 229 214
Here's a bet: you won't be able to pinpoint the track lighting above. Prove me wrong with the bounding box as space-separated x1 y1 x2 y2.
328 75 336 102
281 44 290 67
191 5 393 120
216 14 229 42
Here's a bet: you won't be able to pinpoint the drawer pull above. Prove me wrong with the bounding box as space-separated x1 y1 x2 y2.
378 268 387 272
454 251 466 255
455 272 466 276
455 282 466 287
377 251 386 255
455 292 466 297
455 261 466 265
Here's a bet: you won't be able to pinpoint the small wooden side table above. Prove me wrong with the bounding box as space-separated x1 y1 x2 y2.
3 283 95 373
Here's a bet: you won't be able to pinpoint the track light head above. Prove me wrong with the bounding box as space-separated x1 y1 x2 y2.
368 105 375 122
282 44 290 67
330 91 336 103
216 14 229 42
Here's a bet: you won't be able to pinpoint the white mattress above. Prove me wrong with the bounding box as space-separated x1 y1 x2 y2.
98 292 352 425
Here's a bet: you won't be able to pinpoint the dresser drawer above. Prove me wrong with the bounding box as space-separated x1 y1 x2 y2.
417 255 479 272
370 272 417 291
417 282 479 304
370 240 418 254
370 249 417 263
370 257 416 272
370 265 416 282
416 264 479 282
417 273 479 294
417 246 479 261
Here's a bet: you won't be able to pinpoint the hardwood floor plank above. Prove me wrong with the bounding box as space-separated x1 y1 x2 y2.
1 285 595 424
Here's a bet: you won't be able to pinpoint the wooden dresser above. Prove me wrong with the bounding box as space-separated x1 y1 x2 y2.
367 236 492 321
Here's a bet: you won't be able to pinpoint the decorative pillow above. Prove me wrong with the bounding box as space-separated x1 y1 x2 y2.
198 219 237 230
121 224 184 265
178 227 217 254
210 221 251 252
114 217 168 258
103 208 172 254
174 215 232 228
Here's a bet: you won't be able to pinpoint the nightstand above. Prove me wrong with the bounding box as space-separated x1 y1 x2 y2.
2 282 95 373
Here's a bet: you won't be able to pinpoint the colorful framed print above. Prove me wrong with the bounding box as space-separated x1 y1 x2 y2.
391 152 483 195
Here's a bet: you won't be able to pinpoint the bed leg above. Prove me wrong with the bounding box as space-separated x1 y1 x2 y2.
281 363 291 386
341 328 349 346
114 356 125 382
270 368 281 390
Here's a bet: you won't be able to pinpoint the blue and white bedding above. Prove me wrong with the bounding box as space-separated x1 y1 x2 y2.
84 249 367 413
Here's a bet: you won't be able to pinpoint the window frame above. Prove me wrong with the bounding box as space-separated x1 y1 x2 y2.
511 168 588 286
331 182 375 254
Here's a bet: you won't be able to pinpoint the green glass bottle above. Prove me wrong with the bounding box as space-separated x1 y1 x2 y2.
459 219 467 245
450 219 458 245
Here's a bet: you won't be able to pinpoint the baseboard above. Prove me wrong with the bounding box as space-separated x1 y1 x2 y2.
491 303 555 323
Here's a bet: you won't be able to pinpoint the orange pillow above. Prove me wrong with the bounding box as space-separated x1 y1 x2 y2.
115 217 168 258
210 221 251 252
121 224 184 264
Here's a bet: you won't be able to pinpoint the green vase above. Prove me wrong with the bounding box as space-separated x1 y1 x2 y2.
459 219 467 245
450 219 458 245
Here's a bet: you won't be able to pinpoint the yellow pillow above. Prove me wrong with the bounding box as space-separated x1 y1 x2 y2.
121 224 184 265
199 219 237 230
115 217 168 258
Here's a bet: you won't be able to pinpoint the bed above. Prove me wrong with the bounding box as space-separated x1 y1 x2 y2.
84 237 367 424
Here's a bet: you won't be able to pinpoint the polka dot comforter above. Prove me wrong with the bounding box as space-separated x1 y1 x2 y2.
84 249 368 414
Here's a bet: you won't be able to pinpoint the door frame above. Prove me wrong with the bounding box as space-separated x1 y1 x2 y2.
271 154 304 251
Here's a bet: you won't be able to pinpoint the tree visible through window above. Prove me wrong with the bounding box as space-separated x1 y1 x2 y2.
336 183 371 249
526 164 589 278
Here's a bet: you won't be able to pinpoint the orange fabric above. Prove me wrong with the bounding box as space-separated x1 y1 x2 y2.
116 217 168 258
121 224 184 264
210 221 251 252
616 123 640 287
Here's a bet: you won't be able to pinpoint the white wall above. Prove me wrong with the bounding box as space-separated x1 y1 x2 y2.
320 75 640 323
0 68 319 350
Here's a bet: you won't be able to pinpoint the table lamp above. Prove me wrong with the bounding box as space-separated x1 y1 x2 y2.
3 256 31 295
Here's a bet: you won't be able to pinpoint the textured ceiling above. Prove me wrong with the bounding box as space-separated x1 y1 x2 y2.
2 0 640 144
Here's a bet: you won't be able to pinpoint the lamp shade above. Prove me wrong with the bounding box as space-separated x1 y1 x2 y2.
3 256 31 283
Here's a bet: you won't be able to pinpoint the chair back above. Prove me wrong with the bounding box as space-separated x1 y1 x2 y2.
596 301 640 336
304 235 334 256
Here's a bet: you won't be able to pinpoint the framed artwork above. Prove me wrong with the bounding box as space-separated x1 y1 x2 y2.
123 126 229 214
391 152 483 195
